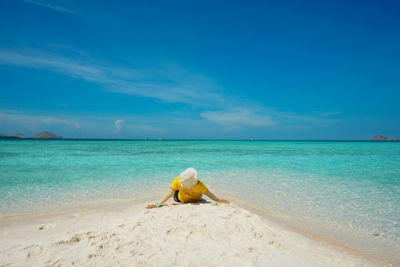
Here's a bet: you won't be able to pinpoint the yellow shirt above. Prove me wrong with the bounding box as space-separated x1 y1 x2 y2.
170 176 208 203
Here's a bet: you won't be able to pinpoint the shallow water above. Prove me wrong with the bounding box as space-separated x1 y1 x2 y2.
1 140 399 261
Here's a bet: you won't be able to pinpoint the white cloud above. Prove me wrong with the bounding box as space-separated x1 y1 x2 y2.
0 48 223 107
0 111 79 130
276 111 340 125
199 106 341 132
114 119 125 131
21 0 78 15
0 48 107 82
201 108 278 128
40 117 71 125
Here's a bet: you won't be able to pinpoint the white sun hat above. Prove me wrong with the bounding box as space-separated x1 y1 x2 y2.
179 168 199 189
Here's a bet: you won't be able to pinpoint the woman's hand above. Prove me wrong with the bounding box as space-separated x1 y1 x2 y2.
219 199 230 204
146 204 157 209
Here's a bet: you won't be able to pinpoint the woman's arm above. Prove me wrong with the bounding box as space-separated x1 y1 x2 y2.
159 188 175 205
204 190 230 204
146 188 175 209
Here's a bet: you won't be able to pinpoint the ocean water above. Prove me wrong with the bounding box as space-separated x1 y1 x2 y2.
1 140 400 261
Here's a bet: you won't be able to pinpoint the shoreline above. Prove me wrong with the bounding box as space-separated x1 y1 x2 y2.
0 195 392 266
226 195 392 266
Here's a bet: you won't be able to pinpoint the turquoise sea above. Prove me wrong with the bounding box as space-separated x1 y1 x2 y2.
1 140 399 262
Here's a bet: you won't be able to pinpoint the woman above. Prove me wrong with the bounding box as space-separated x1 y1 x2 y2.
146 168 230 208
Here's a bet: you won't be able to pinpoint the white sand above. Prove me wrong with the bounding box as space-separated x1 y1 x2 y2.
0 200 380 266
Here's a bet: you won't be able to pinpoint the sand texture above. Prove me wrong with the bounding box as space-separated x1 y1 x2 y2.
0 201 377 266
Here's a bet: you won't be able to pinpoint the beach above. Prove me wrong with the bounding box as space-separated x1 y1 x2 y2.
1 140 399 265
0 198 382 266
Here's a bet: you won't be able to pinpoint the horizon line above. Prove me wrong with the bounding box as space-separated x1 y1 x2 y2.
1 137 396 142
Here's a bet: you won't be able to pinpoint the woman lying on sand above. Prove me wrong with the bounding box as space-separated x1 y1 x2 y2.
147 168 230 209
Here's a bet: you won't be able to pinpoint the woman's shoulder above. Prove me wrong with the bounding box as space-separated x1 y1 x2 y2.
198 180 207 187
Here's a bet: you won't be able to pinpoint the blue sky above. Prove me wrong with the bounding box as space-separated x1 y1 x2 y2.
0 0 399 139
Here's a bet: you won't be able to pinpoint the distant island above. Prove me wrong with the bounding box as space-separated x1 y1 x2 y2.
371 135 400 141
0 131 62 139
32 131 62 139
